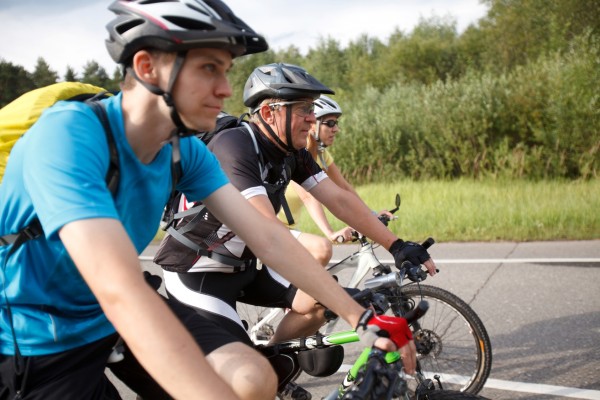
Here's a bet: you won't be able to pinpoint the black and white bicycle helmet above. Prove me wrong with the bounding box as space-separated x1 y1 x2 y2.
106 0 268 65
243 63 333 152
243 63 334 111
105 0 268 137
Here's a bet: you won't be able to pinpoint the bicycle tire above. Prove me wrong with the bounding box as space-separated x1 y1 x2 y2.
417 390 489 400
388 284 492 395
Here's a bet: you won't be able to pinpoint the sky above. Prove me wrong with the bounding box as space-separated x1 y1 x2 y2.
1 0 488 77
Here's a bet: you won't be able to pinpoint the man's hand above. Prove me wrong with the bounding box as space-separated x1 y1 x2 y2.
355 309 417 374
389 239 436 276
329 226 354 243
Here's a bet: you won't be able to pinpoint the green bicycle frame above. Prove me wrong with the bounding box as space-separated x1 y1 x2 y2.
320 330 402 399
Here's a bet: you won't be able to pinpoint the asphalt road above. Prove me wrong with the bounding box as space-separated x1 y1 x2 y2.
112 240 600 400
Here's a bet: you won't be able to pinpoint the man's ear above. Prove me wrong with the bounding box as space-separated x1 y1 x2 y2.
257 103 275 124
131 50 159 85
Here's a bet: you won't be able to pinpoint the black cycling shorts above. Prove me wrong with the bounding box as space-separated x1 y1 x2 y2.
0 334 123 400
164 261 298 354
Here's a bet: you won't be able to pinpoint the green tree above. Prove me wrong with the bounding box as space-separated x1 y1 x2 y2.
275 45 305 67
475 0 599 71
64 65 78 82
224 50 277 115
31 57 58 88
341 34 389 93
304 37 347 91
0 60 35 107
107 66 123 92
81 60 110 88
386 16 463 85
555 0 600 41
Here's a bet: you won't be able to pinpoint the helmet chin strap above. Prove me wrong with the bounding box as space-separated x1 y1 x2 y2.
127 51 196 138
257 106 297 153
312 120 327 150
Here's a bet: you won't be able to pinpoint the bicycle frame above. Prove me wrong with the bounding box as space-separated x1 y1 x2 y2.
246 238 388 343
327 239 385 289
271 326 406 400
267 295 430 400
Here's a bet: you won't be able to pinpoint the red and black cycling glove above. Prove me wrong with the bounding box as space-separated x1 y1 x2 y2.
355 308 413 349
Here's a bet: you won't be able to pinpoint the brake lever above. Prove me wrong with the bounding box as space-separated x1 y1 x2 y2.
402 261 428 282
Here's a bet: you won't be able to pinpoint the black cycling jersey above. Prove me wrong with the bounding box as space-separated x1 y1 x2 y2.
154 122 328 273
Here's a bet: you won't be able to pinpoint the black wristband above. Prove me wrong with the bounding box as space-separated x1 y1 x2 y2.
388 238 404 253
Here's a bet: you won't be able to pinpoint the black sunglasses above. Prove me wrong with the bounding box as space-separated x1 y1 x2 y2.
321 119 339 128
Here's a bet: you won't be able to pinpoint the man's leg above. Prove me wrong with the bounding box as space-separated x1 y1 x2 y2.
267 231 331 343
206 342 278 400
163 271 278 400
295 231 332 266
269 290 326 344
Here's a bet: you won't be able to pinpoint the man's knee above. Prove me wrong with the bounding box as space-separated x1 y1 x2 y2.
309 236 332 266
208 343 278 400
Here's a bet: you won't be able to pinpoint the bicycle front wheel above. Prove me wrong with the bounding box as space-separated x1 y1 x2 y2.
392 284 492 394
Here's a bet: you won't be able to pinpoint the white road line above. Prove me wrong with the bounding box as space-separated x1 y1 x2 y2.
331 258 600 264
335 365 600 399
437 258 600 264
483 378 600 399
139 256 600 263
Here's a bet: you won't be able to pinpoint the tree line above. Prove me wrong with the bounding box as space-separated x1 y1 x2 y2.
1 0 598 180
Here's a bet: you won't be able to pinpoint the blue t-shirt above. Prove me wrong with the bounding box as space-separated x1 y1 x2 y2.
0 93 228 356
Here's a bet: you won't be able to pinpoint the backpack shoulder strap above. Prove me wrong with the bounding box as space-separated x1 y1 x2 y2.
86 100 120 195
244 123 295 226
1 99 118 249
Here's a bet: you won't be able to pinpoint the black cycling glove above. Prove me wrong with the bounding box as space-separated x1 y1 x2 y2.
389 239 430 267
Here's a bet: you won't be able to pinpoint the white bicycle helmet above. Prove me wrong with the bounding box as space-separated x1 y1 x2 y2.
312 95 343 154
314 95 342 120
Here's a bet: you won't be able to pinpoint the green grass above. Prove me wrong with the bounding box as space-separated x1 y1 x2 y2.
293 179 600 242
154 179 599 243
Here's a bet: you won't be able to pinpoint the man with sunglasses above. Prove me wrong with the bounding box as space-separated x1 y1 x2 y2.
279 95 394 261
154 63 435 400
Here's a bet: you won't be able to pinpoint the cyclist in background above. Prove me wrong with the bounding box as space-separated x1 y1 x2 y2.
154 63 436 400
279 95 393 266
0 1 273 399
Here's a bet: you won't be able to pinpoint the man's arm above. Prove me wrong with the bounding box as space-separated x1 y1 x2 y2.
205 184 416 371
291 181 353 242
310 179 437 275
204 185 367 328
324 162 360 196
60 218 240 400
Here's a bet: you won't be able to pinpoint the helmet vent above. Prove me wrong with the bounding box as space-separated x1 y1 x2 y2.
163 16 215 31
115 19 145 36
138 0 175 4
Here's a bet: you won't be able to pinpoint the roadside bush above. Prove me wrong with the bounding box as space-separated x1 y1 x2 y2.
333 32 599 183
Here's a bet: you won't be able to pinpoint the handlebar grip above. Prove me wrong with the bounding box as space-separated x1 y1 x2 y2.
402 300 429 325
335 235 345 243
421 237 435 249
377 215 390 226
